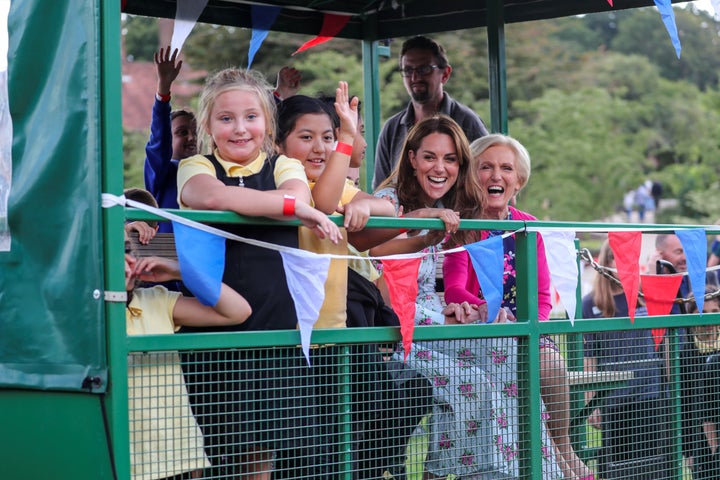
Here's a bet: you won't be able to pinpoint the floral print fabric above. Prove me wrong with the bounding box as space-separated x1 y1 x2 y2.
373 188 560 478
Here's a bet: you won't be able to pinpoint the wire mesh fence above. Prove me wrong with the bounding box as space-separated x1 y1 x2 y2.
126 321 720 480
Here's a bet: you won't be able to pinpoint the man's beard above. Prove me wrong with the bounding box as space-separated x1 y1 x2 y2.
410 90 430 103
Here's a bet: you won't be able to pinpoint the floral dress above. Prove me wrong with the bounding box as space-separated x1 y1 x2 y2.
374 188 561 479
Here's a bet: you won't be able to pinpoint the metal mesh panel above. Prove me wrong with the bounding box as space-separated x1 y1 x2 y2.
127 338 574 479
564 329 677 480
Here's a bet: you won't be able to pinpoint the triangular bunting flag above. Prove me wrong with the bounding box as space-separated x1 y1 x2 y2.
280 250 330 365
654 0 682 58
541 230 579 324
292 13 350 55
676 228 707 315
171 0 209 53
608 231 642 322
382 258 421 361
641 273 683 349
172 220 225 306
248 5 282 68
465 236 504 324
607 0 613 6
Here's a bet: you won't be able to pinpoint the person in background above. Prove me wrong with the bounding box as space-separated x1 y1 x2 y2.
123 231 251 480
276 86 426 479
582 239 671 479
680 289 720 480
445 133 592 480
177 67 340 479
707 221 720 270
144 47 197 233
648 233 689 313
124 187 159 245
372 35 488 189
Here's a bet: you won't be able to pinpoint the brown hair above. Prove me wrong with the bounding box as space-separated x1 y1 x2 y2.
375 115 470 214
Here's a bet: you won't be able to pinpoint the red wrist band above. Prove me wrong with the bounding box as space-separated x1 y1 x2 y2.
335 142 353 156
273 90 281 99
282 195 296 216
399 228 409 234
156 92 171 102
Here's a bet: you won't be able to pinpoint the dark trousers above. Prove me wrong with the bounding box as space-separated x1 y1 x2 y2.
599 397 672 480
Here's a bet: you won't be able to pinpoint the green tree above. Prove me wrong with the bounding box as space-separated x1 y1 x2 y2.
510 88 645 221
611 7 720 90
122 15 159 62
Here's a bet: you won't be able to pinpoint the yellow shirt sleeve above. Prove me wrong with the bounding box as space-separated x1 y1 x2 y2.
177 154 216 209
340 179 361 207
274 154 309 187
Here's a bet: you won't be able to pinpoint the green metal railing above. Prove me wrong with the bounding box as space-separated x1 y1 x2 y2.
109 209 720 479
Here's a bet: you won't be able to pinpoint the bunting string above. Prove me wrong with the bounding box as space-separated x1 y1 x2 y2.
102 193 517 261
578 247 720 306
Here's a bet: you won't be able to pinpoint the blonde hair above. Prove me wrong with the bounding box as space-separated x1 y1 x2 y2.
451 134 530 246
196 68 277 157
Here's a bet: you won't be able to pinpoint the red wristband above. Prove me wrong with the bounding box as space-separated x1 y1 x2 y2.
399 228 409 234
156 92 171 102
335 142 353 156
273 90 281 100
282 195 296 216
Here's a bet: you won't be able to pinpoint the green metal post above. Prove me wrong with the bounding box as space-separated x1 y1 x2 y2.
515 230 542 477
339 345 353 479
361 38 387 192
100 0 131 478
486 0 508 134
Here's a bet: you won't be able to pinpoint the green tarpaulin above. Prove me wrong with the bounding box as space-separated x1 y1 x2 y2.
0 0 107 391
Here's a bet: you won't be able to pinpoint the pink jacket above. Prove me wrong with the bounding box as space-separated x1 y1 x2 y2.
442 207 552 320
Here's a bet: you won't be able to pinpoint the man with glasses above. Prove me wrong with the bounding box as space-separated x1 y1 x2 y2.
372 35 488 188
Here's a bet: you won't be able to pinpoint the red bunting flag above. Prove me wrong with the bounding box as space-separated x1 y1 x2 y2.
292 13 351 55
382 258 421 361
608 231 642 322
641 273 683 349
607 0 613 6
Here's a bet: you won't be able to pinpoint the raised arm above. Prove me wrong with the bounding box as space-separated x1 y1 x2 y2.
310 81 359 214
144 46 182 197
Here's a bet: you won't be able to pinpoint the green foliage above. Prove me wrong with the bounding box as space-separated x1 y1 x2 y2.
123 129 148 189
122 15 158 62
120 6 720 223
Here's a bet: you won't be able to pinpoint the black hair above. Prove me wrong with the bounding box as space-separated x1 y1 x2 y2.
276 95 334 146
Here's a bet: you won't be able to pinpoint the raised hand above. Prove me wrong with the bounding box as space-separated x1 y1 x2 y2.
334 81 358 143
275 66 302 100
154 46 182 95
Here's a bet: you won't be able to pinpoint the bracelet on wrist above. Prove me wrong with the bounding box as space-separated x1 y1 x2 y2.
282 194 296 216
156 92 171 102
335 142 353 156
273 90 282 100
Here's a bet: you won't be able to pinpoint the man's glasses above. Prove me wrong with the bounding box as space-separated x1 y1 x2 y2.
400 64 441 77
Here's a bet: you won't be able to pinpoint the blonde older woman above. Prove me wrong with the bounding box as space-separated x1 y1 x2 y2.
444 134 594 480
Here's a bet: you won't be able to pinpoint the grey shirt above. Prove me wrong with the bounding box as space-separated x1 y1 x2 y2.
372 92 488 189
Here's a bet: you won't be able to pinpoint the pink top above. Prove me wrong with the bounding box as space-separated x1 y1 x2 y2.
442 206 552 321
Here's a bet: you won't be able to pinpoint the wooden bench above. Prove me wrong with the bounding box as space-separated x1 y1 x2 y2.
129 231 177 260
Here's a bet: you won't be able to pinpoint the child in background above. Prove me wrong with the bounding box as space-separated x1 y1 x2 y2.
275 84 421 479
124 187 159 245
144 47 197 233
124 232 250 480
177 67 340 479
680 290 720 479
